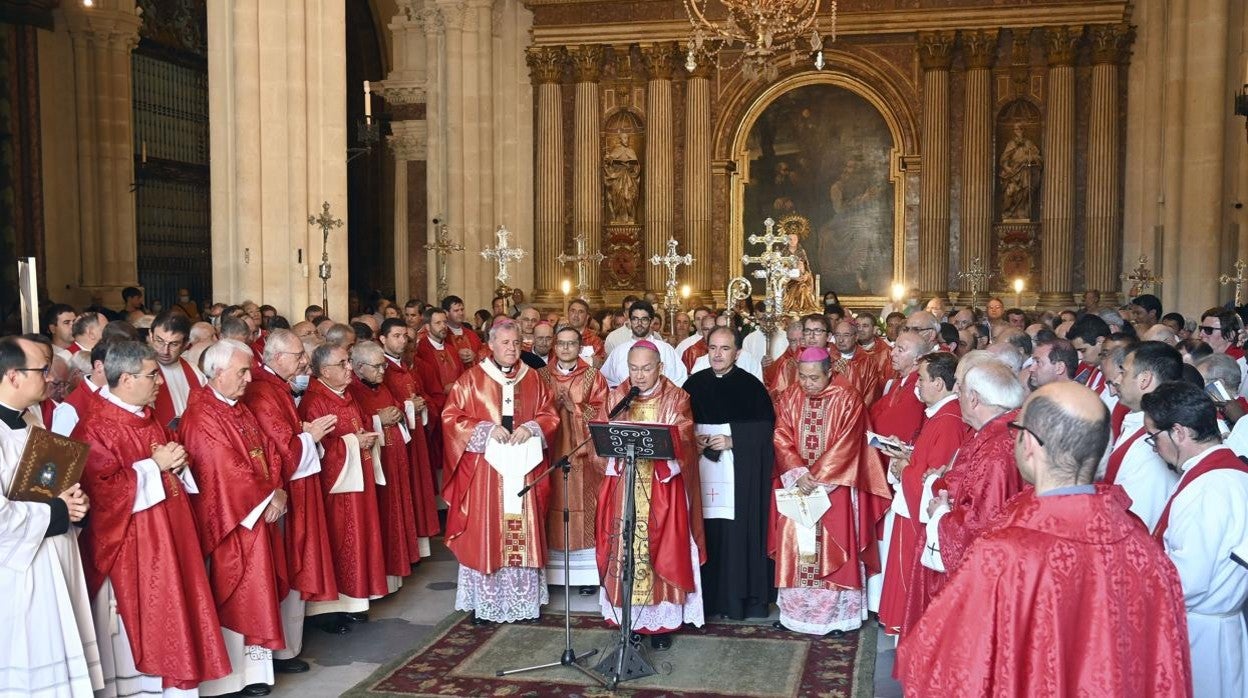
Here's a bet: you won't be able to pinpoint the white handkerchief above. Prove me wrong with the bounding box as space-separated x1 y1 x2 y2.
404 400 417 430
371 415 387 447
330 433 366 494
775 488 832 556
484 438 544 515
696 423 735 520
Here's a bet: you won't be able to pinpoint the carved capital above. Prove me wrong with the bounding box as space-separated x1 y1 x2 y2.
917 31 957 72
1043 25 1082 67
62 4 143 51
374 81 426 105
390 132 428 161
1087 23 1135 65
568 45 605 84
962 29 999 70
414 6 444 35
526 46 567 85
640 42 678 81
686 46 716 79
437 1 469 31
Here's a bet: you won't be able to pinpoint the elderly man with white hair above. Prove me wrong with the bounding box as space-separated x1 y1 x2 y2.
1143 323 1179 346
179 339 291 697
184 321 219 368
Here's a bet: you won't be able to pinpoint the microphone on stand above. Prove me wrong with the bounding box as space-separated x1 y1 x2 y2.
607 386 641 420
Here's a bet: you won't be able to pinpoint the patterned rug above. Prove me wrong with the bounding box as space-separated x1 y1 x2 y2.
344 611 876 697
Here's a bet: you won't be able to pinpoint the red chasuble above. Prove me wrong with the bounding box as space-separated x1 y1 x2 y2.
681 339 708 373
73 399 230 689
903 414 1028 639
829 350 882 406
764 347 799 399
897 486 1193 698
447 326 483 367
415 335 465 473
381 356 441 537
879 398 970 634
153 357 203 428
297 379 390 600
581 327 606 364
539 360 609 551
347 378 422 575
62 381 102 422
770 382 892 590
180 386 288 650
860 340 894 385
241 367 338 601
868 370 925 445
596 378 705 607
441 360 559 574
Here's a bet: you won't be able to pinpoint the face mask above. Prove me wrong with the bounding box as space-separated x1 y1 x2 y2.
291 374 310 392
179 295 190 303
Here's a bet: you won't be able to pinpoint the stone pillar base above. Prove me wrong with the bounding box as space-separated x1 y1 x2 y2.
1036 292 1075 311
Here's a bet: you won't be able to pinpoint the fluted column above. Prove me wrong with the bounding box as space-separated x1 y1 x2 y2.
1085 24 1133 302
437 1 469 302
569 45 605 305
642 42 677 293
468 0 494 305
1038 26 1080 308
61 1 142 298
917 31 956 299
684 50 714 301
960 30 997 301
527 46 566 300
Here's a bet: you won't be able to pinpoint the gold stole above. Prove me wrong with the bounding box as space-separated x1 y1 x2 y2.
628 398 658 605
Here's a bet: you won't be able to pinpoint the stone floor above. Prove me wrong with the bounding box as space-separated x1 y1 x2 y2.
268 539 904 697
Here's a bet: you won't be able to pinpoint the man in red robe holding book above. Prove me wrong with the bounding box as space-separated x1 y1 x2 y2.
75 340 231 695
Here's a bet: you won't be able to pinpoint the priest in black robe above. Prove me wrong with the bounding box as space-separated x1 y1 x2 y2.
682 326 776 619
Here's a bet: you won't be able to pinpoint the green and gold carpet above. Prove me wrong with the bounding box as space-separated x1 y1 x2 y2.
345 611 876 697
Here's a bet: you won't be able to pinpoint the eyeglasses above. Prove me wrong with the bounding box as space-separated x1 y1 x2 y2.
326 359 350 370
150 336 185 350
127 370 161 381
554 340 580 348
902 325 936 333
629 315 652 323
1144 428 1172 449
802 328 827 336
13 365 51 378
360 362 387 371
1198 326 1222 336
1007 420 1045 447
274 350 307 360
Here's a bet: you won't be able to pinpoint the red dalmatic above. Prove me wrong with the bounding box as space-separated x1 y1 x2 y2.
73 399 231 689
381 356 441 537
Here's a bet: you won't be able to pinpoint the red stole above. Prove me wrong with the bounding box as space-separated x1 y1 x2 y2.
1153 447 1248 542
63 381 101 421
1104 426 1147 484
681 340 708 373
72 399 231 689
39 399 55 429
1228 346 1245 361
539 360 609 552
1110 401 1130 441
66 342 82 356
153 358 202 428
241 367 338 601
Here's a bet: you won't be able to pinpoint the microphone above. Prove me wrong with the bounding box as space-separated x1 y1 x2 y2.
607 386 641 420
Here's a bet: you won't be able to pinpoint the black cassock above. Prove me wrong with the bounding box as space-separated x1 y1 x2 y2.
683 364 776 619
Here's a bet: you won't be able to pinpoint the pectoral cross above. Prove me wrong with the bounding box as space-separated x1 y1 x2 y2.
1220 260 1247 306
926 541 940 556
955 256 994 309
1121 254 1162 297
480 225 527 300
308 201 343 311
424 220 464 302
556 231 605 301
741 218 798 323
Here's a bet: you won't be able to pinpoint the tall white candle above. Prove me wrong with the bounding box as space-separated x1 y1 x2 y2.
364 80 372 120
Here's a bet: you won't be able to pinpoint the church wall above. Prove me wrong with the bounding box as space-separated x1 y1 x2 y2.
37 18 83 307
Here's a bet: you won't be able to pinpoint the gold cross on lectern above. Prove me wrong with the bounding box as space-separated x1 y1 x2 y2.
1220 260 1248 306
1121 254 1162 297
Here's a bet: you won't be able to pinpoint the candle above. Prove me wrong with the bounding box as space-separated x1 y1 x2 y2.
1013 278 1025 306
560 279 571 318
681 284 691 300
364 80 372 121
891 283 905 304
141 141 146 164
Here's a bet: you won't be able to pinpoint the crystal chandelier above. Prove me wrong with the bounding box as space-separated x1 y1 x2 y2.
682 0 835 81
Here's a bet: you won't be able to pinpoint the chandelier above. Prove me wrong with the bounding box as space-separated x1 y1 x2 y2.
682 0 835 81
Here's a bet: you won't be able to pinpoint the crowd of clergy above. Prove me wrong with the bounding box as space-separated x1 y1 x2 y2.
2 284 1247 697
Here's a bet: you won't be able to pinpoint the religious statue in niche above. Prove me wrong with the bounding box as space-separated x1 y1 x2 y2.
998 122 1043 222
603 131 640 224
778 215 822 315
744 84 896 295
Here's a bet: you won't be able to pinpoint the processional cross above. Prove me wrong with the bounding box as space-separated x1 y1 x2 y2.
480 225 526 310
1121 254 1162 297
308 201 343 312
557 232 605 301
1221 260 1248 306
741 218 798 323
955 257 994 309
424 220 464 302
650 238 694 336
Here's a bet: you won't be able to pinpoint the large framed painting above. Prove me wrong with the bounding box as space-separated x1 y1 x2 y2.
732 77 904 304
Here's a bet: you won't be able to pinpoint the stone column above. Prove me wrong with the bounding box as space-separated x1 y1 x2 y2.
60 1 142 299
641 42 677 293
1085 24 1134 301
569 44 605 305
959 30 997 300
527 46 566 301
685 50 714 301
436 0 469 303
207 0 349 319
1038 26 1080 308
468 0 494 303
917 31 957 299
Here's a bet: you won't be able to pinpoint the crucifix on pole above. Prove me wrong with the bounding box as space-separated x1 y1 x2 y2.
424 218 464 302
480 225 526 314
650 238 694 339
741 218 798 324
1121 254 1162 297
955 257 994 310
1220 260 1248 307
557 232 605 301
308 201 343 312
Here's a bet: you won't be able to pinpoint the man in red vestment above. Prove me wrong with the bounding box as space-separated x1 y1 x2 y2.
180 339 290 697
415 306 463 474
878 352 970 635
595 340 705 650
771 347 891 636
149 311 204 429
829 320 882 405
897 382 1192 698
538 326 609 593
377 318 440 552
762 321 803 396
441 295 482 368
243 329 339 659
855 311 894 383
298 343 389 625
568 299 605 366
441 320 559 623
74 341 231 694
347 341 421 592
681 314 714 374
